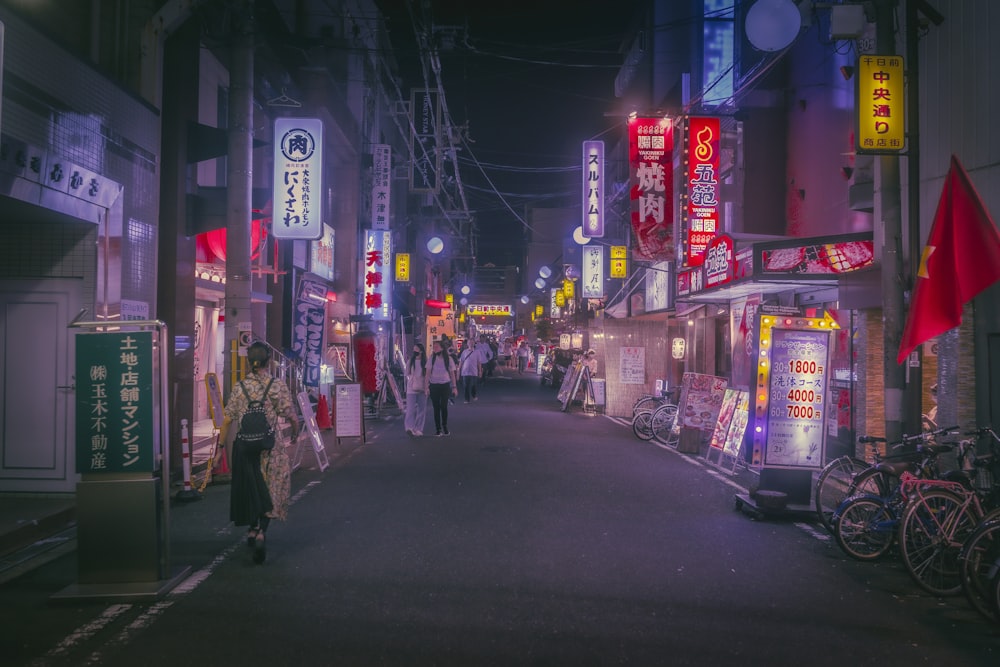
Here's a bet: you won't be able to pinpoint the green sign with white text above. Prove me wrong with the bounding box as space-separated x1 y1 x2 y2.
75 332 155 474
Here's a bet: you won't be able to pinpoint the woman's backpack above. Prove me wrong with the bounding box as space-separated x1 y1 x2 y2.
236 378 275 453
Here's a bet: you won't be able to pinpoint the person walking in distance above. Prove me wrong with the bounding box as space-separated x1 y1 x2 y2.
475 334 494 382
404 342 428 436
425 339 458 435
458 339 481 403
221 342 299 564
516 340 530 375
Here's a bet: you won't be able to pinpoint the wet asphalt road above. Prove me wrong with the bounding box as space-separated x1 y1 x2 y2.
2 371 998 666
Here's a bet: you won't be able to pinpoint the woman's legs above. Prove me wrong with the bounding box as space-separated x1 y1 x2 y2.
429 383 448 433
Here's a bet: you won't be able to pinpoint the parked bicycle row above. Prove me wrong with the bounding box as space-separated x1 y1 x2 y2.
815 425 1000 625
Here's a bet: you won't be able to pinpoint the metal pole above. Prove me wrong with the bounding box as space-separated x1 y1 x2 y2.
876 0 906 443
904 0 922 435
224 1 255 396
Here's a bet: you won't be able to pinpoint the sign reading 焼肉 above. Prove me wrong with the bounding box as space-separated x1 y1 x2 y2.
761 327 831 469
273 118 323 240
76 332 155 474
629 116 674 261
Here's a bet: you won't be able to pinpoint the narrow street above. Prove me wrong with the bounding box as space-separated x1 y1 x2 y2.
2 372 997 666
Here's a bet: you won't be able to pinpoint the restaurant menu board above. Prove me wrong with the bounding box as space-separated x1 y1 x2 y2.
557 361 583 408
709 389 750 458
678 372 728 431
334 383 363 438
763 329 830 469
619 346 645 385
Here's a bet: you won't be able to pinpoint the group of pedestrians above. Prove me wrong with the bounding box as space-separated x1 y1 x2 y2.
404 334 498 437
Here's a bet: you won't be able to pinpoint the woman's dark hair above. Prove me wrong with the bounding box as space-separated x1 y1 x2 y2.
408 343 426 373
247 341 271 370
430 342 452 370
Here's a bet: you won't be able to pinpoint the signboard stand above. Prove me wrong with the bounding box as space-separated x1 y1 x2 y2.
55 320 190 602
295 392 330 472
334 383 366 446
674 373 728 454
706 389 750 475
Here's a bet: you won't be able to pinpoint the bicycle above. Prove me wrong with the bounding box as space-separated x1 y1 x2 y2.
833 442 955 561
815 426 957 534
956 426 1000 619
632 401 678 442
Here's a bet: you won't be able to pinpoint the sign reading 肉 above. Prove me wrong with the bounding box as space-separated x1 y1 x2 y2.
76 332 155 474
763 328 830 469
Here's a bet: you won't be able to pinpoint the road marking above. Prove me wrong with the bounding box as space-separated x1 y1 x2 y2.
32 603 133 664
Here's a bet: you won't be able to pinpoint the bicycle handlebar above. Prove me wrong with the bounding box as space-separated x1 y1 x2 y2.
857 425 957 446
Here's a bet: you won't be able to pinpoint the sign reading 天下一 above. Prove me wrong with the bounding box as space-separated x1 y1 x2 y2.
273 117 324 240
76 332 155 474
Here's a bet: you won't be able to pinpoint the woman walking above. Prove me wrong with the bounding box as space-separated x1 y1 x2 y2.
458 340 481 403
222 342 299 564
405 342 428 436
425 339 458 435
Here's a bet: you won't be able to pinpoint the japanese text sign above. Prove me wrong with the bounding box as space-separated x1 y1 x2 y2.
686 116 720 267
310 224 334 281
273 118 324 240
363 229 392 321
76 332 155 474
293 277 327 387
410 89 441 193
629 116 674 261
610 245 628 279
467 304 512 317
704 234 734 288
857 55 905 153
395 252 410 283
582 140 604 237
371 144 391 230
582 245 605 298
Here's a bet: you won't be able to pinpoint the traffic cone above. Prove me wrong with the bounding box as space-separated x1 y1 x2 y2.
316 393 333 430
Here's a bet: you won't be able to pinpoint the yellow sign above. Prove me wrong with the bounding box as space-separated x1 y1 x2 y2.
857 55 905 153
555 291 566 307
535 304 544 317
395 253 410 282
610 259 627 279
611 245 627 259
467 304 513 317
563 279 574 298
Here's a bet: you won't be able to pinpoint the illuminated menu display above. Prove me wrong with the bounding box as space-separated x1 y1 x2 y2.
763 328 830 469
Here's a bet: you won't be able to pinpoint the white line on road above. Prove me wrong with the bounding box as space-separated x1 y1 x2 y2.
31 603 133 665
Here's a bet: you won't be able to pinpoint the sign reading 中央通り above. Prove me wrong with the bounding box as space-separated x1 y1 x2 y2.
685 116 720 267
371 144 391 230
395 252 410 283
466 304 512 317
76 332 155 474
582 140 604 238
761 327 831 469
582 245 604 298
857 55 905 153
273 118 323 240
629 116 674 262
363 229 392 321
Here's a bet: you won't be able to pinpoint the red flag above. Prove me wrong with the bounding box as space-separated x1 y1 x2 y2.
897 155 1000 364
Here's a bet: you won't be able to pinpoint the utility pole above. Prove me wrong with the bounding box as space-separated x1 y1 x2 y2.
224 0 255 394
875 0 906 443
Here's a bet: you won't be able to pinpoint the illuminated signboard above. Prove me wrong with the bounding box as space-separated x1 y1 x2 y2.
629 115 674 261
363 229 392 321
550 288 562 318
686 116 720 267
610 245 628 279
857 55 905 153
563 278 575 299
752 312 838 469
582 245 604 298
371 144 391 230
466 304 513 317
704 234 733 288
273 117 323 240
535 304 544 317
395 252 410 283
310 224 334 281
582 140 604 237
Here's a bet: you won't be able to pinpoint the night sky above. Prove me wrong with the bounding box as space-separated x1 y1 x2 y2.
377 0 633 266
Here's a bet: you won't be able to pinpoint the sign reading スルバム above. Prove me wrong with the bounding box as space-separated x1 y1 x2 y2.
273 118 323 240
76 332 155 474
582 140 604 238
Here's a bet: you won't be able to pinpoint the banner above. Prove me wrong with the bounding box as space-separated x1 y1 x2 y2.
293 276 327 387
363 229 392 321
273 118 323 240
582 245 605 298
410 89 440 193
582 140 604 237
629 116 674 261
371 144 391 229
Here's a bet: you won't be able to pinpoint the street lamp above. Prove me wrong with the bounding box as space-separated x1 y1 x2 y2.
534 277 546 290
572 225 591 245
538 265 552 279
427 236 444 254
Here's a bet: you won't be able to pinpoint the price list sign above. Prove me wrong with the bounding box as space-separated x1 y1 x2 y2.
761 328 830 469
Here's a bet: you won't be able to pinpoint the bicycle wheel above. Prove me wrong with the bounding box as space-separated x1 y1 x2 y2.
631 410 656 440
848 467 897 499
958 517 1000 622
899 489 980 596
632 396 662 417
834 496 897 561
651 404 678 445
815 456 870 534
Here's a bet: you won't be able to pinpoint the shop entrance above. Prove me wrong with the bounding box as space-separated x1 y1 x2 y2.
0 278 83 493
